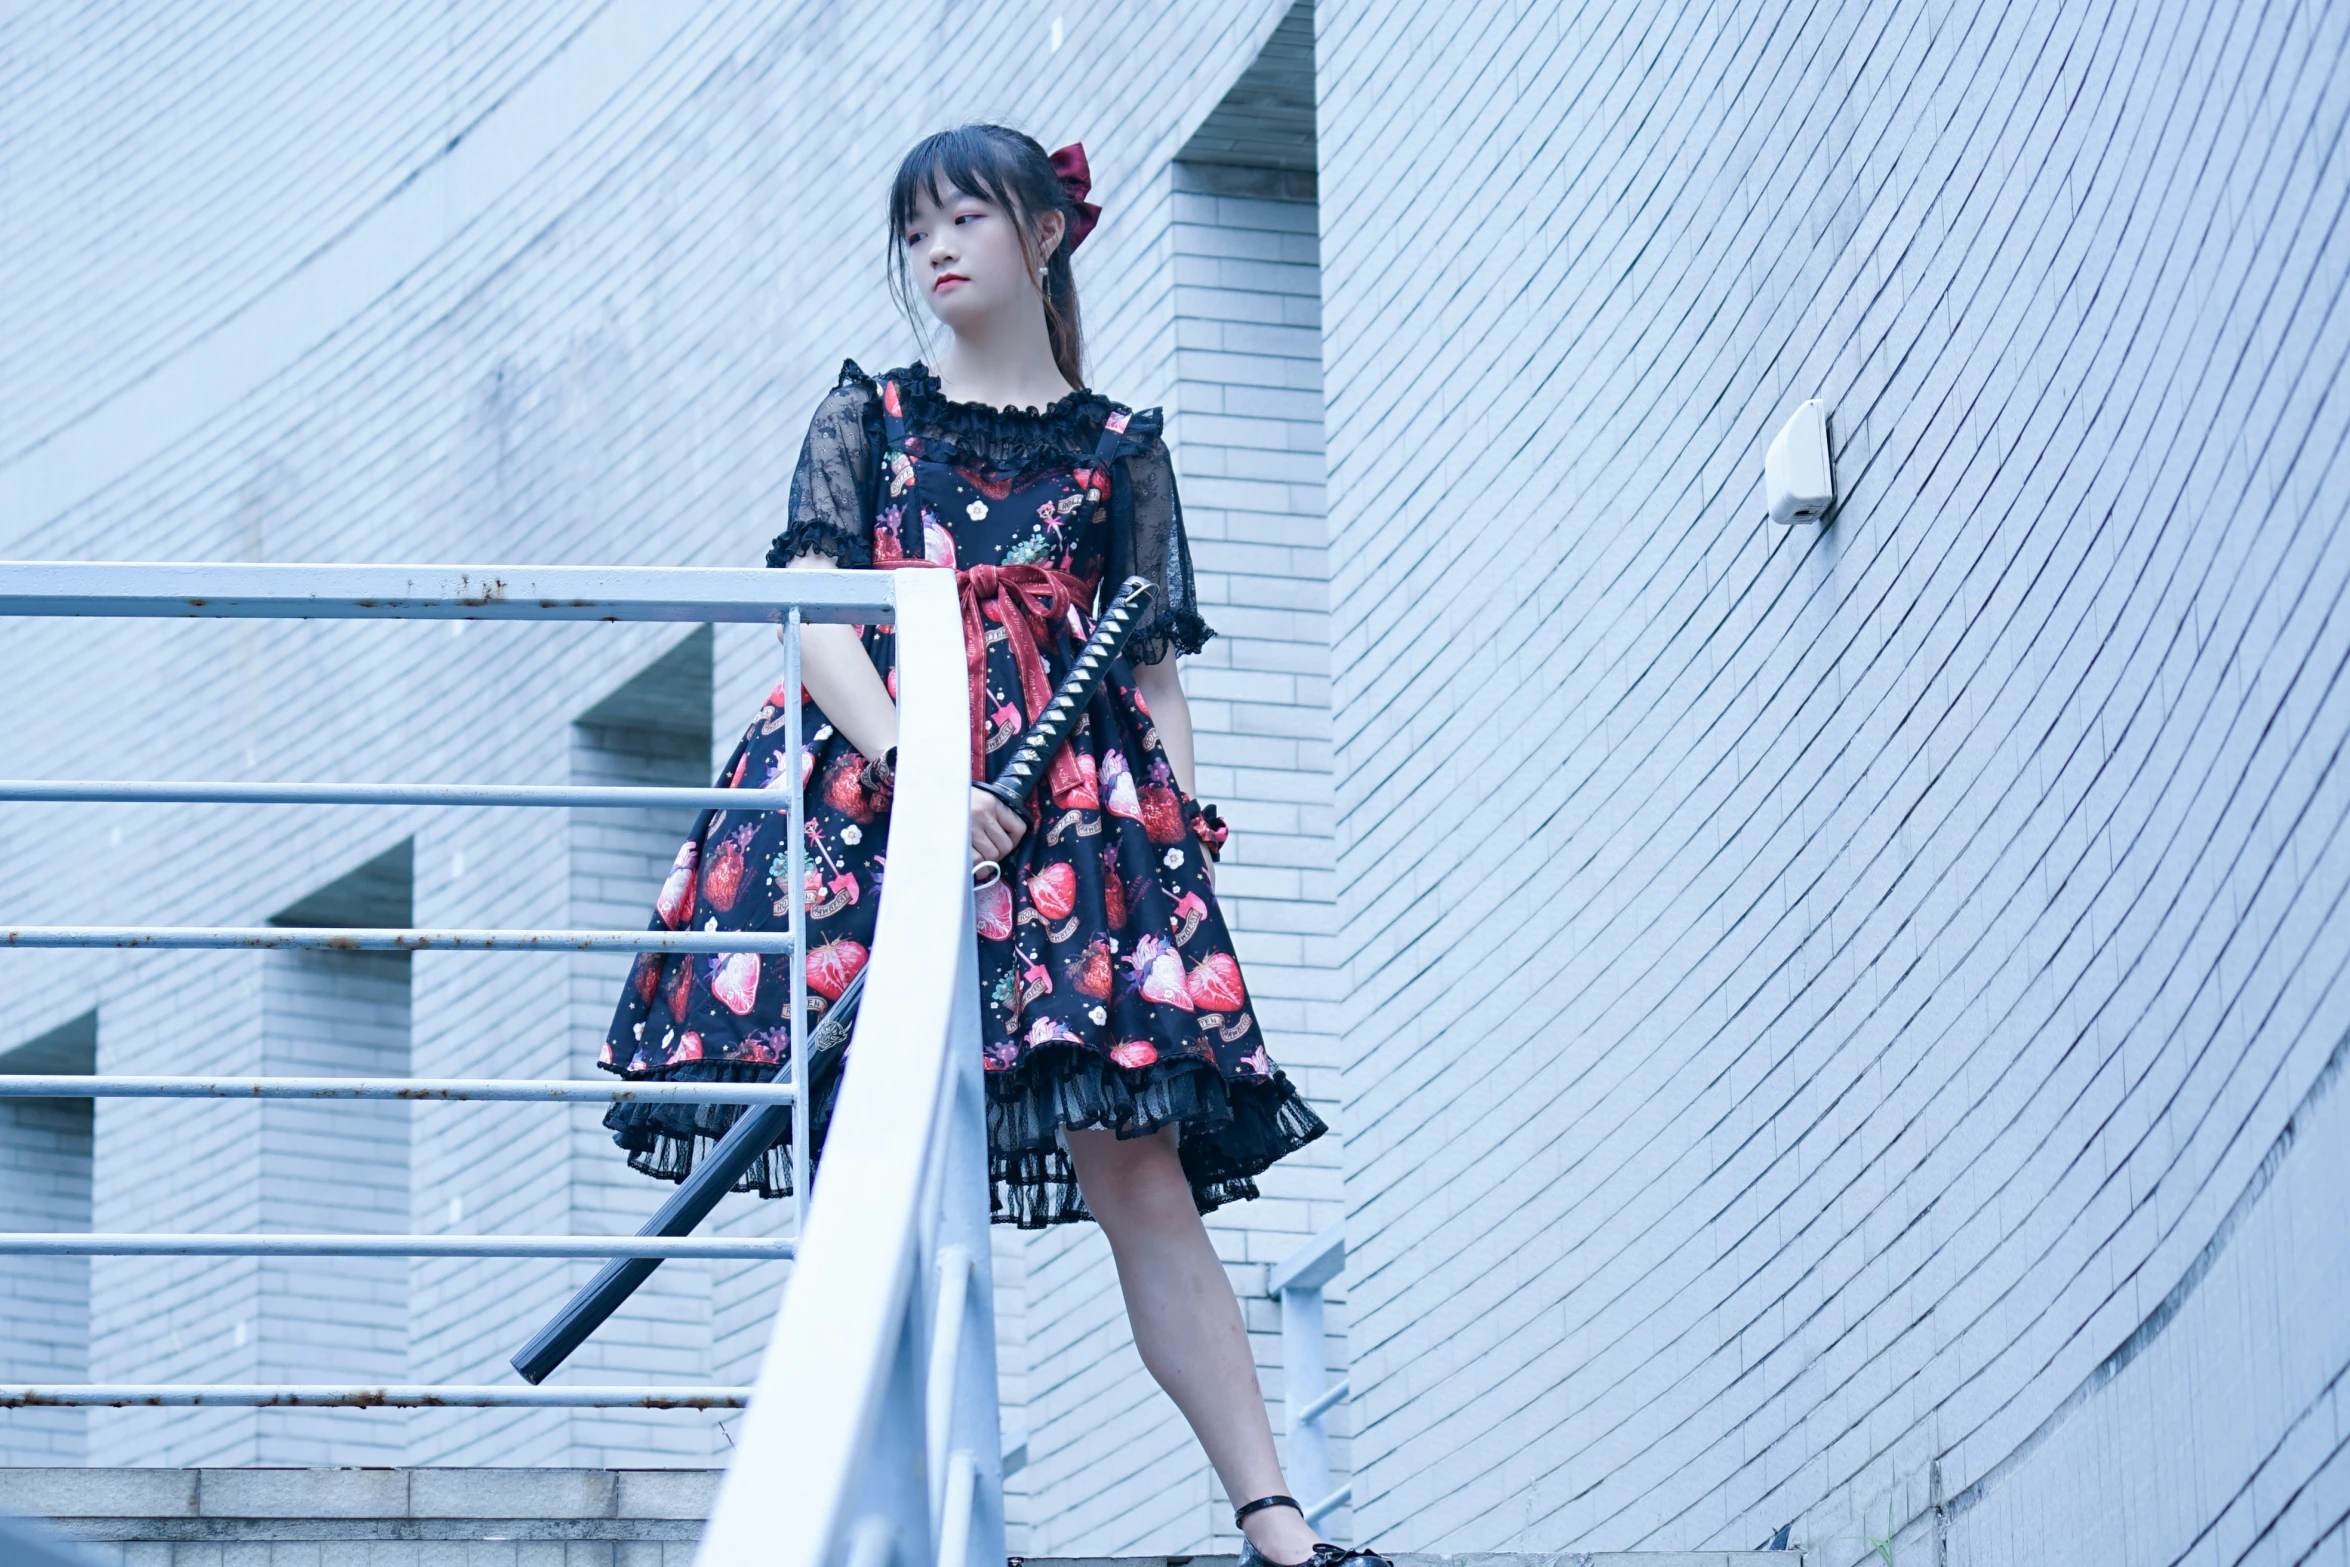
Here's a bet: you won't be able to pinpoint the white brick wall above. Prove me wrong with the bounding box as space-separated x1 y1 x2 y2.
0 1094 91 1464
87 949 272 1465
252 943 410 1462
0 0 1299 1479
1014 148 1352 1555
403 798 581 1469
74 849 416 1466
1320 0 2350 1559
558 646 731 1467
1169 163 1353 1540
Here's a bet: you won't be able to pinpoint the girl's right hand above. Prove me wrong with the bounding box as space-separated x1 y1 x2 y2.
970 787 1027 866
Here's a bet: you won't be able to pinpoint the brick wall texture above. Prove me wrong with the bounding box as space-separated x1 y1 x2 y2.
0 0 1311 1545
0 1 2344 1564
1317 0 2350 1562
0 1094 91 1465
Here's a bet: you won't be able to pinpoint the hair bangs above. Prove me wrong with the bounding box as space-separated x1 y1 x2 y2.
890 128 1034 239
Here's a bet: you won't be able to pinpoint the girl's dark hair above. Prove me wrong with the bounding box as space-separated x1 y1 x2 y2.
889 124 1086 388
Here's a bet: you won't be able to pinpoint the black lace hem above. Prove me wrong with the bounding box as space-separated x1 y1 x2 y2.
985 1046 1327 1229
599 1059 815 1200
1126 608 1216 666
602 1048 1325 1227
764 518 867 569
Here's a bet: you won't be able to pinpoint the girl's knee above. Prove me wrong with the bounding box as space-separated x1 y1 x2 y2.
1068 1125 1186 1214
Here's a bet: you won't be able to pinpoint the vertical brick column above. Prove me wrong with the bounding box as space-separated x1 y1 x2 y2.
88 950 268 1466
1017 150 1348 1552
252 943 411 1461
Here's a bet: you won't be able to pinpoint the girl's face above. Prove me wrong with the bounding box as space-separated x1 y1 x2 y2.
901 182 1065 332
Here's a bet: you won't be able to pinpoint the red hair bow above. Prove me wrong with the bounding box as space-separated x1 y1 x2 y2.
1049 142 1102 252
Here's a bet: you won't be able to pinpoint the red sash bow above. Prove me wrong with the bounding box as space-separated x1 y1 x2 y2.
954 563 1094 781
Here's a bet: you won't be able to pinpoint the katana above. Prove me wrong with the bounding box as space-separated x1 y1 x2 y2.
513 576 1156 1384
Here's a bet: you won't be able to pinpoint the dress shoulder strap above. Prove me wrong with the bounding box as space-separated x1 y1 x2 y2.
1075 408 1132 495
1093 408 1131 460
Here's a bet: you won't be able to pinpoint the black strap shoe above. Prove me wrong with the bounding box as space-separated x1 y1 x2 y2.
1230 1496 1392 1567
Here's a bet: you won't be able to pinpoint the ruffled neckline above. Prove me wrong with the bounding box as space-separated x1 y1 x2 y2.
850 360 1154 464
898 361 1106 423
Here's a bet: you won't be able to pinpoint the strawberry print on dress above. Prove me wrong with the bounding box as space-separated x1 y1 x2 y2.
600 361 1324 1226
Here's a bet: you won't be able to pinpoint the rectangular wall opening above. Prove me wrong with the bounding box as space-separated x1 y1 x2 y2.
0 1012 96 1463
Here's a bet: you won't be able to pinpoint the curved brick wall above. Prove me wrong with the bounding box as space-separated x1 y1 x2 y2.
1321 0 2350 1561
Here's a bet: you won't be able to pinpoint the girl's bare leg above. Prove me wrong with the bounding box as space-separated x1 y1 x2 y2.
1066 1125 1323 1563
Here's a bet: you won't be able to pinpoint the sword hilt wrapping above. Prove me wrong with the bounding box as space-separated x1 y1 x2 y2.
981 575 1154 806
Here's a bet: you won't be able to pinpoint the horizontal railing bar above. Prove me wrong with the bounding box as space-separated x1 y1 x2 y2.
0 779 796 810
1 926 796 953
0 561 892 624
1296 1375 1351 1426
0 1385 751 1409
0 1075 791 1104
0 1234 795 1258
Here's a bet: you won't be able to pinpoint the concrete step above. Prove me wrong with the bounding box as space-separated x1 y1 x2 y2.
0 1467 715 1565
0 1469 1807 1566
1027 1559 1802 1567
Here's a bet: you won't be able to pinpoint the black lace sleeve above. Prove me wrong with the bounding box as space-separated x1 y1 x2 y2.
1106 423 1214 663
766 361 882 568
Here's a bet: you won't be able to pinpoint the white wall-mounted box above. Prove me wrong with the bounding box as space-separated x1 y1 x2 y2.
1766 399 1835 524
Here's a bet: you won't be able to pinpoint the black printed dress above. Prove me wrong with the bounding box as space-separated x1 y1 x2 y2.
599 361 1325 1226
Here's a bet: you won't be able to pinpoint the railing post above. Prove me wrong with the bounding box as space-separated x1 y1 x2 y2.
1280 1279 1331 1509
1268 1223 1347 1531
931 929 1003 1567
847 1295 933 1567
692 565 975 1567
788 606 811 1233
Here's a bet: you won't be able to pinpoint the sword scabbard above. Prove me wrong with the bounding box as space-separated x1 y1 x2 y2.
986 576 1154 807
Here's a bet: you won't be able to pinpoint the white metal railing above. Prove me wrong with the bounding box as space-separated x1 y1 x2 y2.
696 566 1006 1567
0 561 1004 1560
1269 1223 1351 1529
0 1074 800 1102
1 927 797 952
0 561 886 1412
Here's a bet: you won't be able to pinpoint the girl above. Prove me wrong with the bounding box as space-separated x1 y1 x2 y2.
600 125 1372 1567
